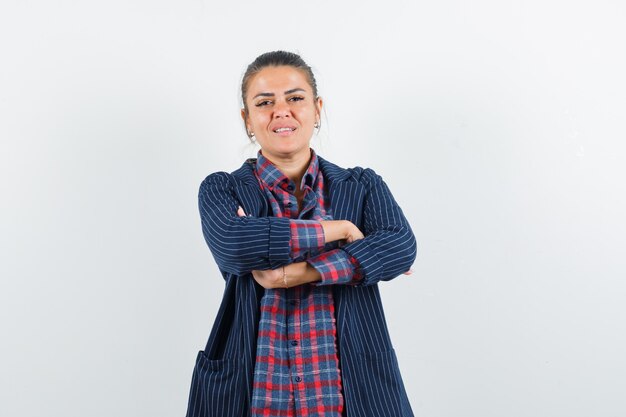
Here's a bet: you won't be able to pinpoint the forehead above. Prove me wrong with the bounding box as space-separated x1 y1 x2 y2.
247 66 311 94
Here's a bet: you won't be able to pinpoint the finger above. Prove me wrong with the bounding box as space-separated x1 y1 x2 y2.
351 234 364 241
250 270 260 281
403 269 413 275
237 206 246 217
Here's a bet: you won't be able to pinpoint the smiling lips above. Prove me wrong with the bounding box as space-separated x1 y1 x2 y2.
273 126 297 136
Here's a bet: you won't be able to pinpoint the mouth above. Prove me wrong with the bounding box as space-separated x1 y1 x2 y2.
272 126 297 137
273 127 297 133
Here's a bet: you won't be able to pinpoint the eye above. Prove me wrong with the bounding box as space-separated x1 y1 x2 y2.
255 100 272 107
288 96 304 102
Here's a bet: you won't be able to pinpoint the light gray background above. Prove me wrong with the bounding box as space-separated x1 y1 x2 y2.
1 1 625 416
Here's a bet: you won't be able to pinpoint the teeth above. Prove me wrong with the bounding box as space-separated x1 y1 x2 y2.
274 127 294 132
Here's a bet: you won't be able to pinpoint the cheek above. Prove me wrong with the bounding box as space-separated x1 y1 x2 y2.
249 114 266 128
294 108 315 121
254 111 271 122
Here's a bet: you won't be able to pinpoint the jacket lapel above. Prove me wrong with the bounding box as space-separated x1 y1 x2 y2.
318 156 367 228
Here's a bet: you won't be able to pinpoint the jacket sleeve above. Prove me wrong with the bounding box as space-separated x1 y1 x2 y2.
339 168 417 287
199 172 295 275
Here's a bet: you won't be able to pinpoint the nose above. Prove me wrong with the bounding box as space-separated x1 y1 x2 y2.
273 100 291 119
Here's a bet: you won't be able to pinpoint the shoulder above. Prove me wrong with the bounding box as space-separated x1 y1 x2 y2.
199 155 384 189
318 155 383 188
199 159 256 190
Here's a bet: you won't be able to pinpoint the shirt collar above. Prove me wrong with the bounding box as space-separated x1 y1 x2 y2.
255 148 319 191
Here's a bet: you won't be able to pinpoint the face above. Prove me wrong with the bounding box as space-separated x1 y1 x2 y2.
242 65 322 162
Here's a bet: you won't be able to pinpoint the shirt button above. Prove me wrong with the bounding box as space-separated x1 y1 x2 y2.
285 202 293 207
290 340 298 346
287 184 295 192
294 376 302 383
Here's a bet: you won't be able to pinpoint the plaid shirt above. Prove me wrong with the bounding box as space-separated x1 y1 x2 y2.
250 148 362 416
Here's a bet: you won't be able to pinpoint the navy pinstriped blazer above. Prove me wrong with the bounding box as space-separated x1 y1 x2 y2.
186 154 417 417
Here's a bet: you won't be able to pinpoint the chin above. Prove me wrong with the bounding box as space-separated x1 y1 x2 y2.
271 144 309 157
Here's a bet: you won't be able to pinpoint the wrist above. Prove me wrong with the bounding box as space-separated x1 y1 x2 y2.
304 261 322 284
284 262 321 287
319 220 348 244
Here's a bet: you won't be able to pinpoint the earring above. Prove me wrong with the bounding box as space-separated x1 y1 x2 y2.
314 121 320 129
248 131 255 140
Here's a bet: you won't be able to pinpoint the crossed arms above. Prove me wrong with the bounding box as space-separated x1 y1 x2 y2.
198 168 417 288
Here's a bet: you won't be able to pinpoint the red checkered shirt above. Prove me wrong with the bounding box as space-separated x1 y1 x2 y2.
250 148 363 417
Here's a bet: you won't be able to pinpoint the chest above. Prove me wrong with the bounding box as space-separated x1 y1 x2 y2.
235 181 367 227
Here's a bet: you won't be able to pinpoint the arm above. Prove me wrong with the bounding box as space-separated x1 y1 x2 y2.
246 254 362 288
232 203 366 287
199 172 354 276
338 169 417 287
230 169 415 287
290 217 364 259
253 221 366 287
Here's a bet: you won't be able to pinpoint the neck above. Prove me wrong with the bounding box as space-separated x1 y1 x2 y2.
262 148 312 189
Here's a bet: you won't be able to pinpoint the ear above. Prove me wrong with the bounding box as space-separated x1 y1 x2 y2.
315 97 323 119
240 108 249 130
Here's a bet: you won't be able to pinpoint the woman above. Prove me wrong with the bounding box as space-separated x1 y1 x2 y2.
186 51 417 417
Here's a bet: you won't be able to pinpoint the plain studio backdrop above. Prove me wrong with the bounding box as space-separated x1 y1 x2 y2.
1 1 625 416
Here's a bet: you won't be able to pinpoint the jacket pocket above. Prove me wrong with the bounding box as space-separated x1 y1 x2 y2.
348 349 414 417
185 350 244 417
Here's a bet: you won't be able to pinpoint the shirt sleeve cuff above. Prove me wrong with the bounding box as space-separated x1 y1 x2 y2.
308 249 363 286
289 219 326 259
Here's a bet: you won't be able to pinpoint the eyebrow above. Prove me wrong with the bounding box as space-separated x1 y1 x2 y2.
252 88 306 100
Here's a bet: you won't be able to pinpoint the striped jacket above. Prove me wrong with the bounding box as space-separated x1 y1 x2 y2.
186 153 417 417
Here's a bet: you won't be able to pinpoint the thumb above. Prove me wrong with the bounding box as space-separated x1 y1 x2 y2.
237 206 246 217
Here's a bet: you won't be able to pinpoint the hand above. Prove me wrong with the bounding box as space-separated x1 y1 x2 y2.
343 221 364 243
319 220 364 245
250 267 286 289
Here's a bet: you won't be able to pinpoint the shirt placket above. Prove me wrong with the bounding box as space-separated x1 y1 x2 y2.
282 179 306 414
286 287 305 415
